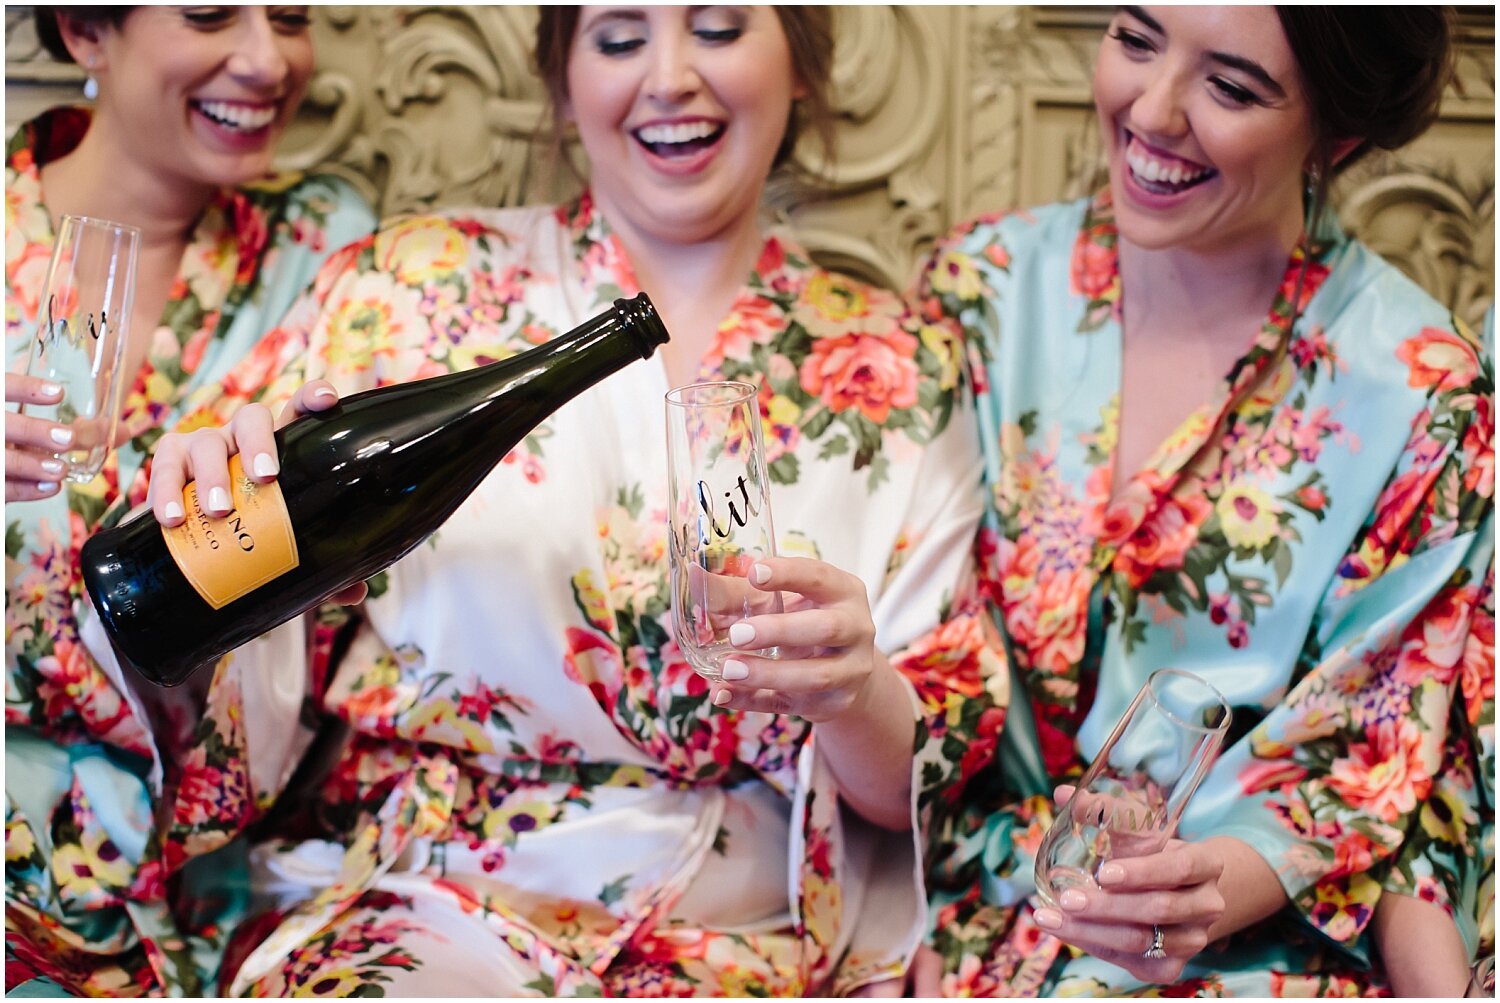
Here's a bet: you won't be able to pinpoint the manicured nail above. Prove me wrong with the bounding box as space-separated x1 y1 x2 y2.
713 689 732 706
164 502 184 522
49 427 73 446
1097 862 1125 885
39 459 64 475
1033 908 1062 930
1059 889 1087 911
208 487 232 513
729 622 756 647
39 382 62 397
36 481 58 494
751 563 772 585
721 659 749 681
252 452 278 478
313 387 338 401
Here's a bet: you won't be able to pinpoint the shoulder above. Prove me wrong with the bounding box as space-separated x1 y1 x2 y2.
934 198 1090 269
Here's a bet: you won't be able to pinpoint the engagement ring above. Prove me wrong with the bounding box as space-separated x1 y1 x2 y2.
1143 924 1167 960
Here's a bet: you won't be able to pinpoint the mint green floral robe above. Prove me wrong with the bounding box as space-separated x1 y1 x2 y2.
918 191 1494 996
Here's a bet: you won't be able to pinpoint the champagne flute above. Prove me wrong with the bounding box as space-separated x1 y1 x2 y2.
666 381 783 681
1035 668 1232 907
21 214 139 482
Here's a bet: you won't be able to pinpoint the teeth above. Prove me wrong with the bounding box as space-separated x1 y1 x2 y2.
635 121 719 145
1126 144 1210 187
195 100 276 131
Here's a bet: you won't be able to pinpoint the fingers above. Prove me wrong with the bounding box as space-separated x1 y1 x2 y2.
1051 882 1222 931
907 945 945 998
226 403 280 485
1096 840 1225 892
277 380 340 427
5 372 63 407
748 556 866 606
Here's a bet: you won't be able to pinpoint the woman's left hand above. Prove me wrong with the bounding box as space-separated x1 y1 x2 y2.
708 555 878 723
1033 790 1226 984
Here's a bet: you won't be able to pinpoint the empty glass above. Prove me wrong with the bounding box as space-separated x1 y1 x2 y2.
1035 668 1232 907
666 381 783 681
21 214 139 482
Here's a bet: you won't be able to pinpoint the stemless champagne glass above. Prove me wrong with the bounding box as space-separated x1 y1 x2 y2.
1035 668 1232 908
666 381 783 680
22 214 139 482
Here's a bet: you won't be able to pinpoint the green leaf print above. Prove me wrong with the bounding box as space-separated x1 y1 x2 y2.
599 875 629 906
817 435 850 460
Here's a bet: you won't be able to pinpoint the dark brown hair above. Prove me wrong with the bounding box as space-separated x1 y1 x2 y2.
33 6 135 64
534 6 835 169
1276 6 1454 186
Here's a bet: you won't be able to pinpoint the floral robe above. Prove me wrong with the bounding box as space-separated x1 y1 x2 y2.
78 193 1006 996
918 191 1494 996
4 107 377 996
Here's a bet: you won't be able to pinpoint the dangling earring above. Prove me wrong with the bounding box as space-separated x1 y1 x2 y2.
82 55 99 101
1303 163 1321 201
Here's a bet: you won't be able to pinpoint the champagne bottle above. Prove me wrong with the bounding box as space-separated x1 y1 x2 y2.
81 293 669 686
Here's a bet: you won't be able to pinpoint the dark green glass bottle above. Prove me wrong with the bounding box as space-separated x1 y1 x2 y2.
82 294 669 686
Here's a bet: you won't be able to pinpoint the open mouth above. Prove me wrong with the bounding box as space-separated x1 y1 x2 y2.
1125 131 1217 195
190 99 277 134
632 120 726 159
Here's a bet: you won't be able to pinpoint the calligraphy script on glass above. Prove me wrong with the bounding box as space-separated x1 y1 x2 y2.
38 293 109 350
678 475 762 554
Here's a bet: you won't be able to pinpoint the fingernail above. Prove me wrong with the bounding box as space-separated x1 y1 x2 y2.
313 387 338 401
1097 862 1125 885
1033 908 1062 930
39 382 62 397
49 427 73 446
713 689 732 707
729 622 756 647
252 452 278 478
751 563 772 585
164 502 184 521
721 659 749 681
36 481 58 494
39 459 63 475
208 487 232 513
1059 889 1087 911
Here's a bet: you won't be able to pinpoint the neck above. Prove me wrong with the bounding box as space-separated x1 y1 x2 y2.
38 112 211 248
1118 228 1301 334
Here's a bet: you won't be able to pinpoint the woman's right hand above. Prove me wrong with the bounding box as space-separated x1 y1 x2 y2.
6 372 70 502
146 380 368 605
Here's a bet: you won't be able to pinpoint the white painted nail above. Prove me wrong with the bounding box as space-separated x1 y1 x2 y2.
49 427 73 446
252 452 278 478
39 382 62 398
313 387 338 401
164 502 184 521
713 689 732 707
721 659 749 681
39 459 64 475
36 481 58 494
751 563 772 585
729 622 756 647
208 487 232 513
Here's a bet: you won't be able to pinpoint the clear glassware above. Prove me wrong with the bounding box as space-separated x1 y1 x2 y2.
666 381 783 681
1035 668 1232 908
21 214 139 482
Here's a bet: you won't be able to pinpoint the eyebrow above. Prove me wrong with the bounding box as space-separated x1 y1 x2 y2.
1122 5 1287 99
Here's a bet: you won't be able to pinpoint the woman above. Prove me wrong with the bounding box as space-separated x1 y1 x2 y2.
4 6 375 996
915 5 1492 997
100 6 1001 996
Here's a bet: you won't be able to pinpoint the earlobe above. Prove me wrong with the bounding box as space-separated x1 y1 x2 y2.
55 12 108 71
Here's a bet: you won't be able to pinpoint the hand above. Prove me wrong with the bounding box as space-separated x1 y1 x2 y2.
146 380 367 605
1031 786 1226 984
6 372 70 501
708 555 879 723
907 944 945 997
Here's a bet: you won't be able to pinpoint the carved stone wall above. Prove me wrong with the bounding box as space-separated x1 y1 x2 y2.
5 5 1494 323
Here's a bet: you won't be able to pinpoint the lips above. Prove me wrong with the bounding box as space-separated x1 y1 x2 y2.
1124 131 1217 195
190 99 278 134
631 119 726 159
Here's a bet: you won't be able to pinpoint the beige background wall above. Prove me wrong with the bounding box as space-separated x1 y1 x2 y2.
5 5 1494 325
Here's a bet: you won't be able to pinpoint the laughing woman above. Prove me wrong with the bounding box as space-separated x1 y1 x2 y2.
915 5 1493 997
87 5 1003 996
4 6 375 996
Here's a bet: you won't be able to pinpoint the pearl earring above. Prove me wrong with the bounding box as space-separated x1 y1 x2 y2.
83 55 99 101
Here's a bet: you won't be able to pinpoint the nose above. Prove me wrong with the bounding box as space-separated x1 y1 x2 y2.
1129 67 1189 139
224 8 290 87
642 33 699 104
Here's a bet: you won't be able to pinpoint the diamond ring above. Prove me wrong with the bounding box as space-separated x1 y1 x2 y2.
1143 924 1167 959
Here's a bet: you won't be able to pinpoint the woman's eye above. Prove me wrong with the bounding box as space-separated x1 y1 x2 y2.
693 27 742 44
271 8 312 32
1108 27 1153 55
596 35 646 57
181 6 234 28
1211 77 1259 107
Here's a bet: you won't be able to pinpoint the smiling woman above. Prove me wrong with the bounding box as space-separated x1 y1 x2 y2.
3 5 377 997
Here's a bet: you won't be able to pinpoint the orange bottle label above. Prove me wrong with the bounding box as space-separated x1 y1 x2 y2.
162 454 299 610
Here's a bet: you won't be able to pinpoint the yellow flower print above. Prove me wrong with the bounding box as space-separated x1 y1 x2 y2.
52 829 132 899
765 392 802 431
571 569 614 633
6 816 37 864
1241 356 1297 416
604 764 652 788
1216 480 1281 549
374 217 467 285
291 966 365 997
927 249 985 301
800 871 843 948
804 273 870 326
1091 394 1121 458
481 799 560 843
1420 786 1475 846
920 324 961 391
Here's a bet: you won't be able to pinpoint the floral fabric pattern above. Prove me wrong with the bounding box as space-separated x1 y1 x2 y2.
918 191 1494 996
4 107 377 996
82 193 1002 995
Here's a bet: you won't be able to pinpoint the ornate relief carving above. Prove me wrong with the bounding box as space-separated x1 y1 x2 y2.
4 4 1492 313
